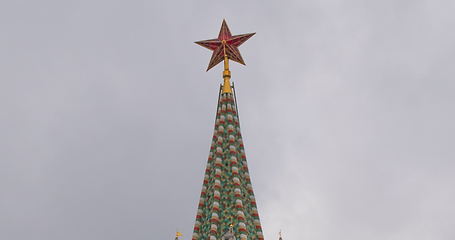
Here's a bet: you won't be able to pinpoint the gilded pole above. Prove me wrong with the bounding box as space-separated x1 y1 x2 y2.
222 41 232 93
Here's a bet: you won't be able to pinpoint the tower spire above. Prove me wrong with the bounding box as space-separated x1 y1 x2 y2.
193 20 262 240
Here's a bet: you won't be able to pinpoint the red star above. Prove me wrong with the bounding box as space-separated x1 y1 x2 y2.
195 19 255 71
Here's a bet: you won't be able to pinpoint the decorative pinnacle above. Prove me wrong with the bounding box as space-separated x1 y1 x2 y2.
175 231 182 240
195 19 255 93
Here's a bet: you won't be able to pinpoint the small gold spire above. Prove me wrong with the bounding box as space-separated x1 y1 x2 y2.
175 231 182 240
222 42 232 94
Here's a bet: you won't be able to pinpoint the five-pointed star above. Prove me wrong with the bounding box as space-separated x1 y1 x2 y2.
195 19 255 71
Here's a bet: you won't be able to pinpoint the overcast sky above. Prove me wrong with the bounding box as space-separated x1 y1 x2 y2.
1 0 455 240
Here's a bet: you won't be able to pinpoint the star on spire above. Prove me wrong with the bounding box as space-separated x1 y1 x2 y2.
195 19 255 71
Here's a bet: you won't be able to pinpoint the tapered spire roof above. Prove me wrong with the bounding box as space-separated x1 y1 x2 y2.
191 88 263 240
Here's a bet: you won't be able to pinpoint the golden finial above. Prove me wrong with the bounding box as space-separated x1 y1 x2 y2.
222 42 232 94
175 231 182 240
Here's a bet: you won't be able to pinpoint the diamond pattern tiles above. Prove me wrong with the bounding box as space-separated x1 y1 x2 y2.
192 88 263 240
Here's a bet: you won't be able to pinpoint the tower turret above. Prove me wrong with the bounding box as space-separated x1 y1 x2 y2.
192 20 262 240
